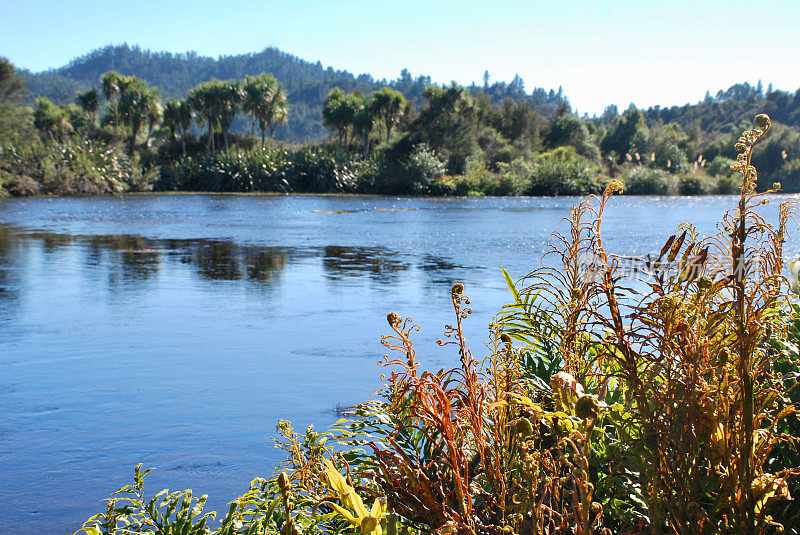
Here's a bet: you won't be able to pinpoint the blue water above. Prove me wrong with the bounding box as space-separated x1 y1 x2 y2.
0 193 796 534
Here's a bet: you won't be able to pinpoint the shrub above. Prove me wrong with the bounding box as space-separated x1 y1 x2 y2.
375 143 445 194
287 146 359 193
706 155 736 177
527 146 605 196
713 172 741 194
677 173 707 195
452 160 496 196
622 165 678 195
159 147 365 194
0 137 136 195
163 148 291 192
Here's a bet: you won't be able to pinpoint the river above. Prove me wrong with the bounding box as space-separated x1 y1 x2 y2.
0 193 796 533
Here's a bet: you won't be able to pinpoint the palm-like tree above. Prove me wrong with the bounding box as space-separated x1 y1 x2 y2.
243 73 289 148
100 71 122 126
217 79 244 151
163 98 193 158
75 89 99 125
144 98 163 148
323 87 357 148
371 87 406 142
188 81 218 153
353 95 376 157
33 97 72 141
117 76 160 155
188 79 243 153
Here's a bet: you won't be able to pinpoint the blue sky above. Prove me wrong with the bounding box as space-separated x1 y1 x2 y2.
2 0 799 114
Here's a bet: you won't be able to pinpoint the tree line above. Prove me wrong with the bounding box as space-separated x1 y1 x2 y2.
35 70 288 155
18 44 569 141
2 54 800 197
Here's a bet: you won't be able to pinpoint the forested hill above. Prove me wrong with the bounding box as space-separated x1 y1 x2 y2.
18 44 568 141
639 82 800 133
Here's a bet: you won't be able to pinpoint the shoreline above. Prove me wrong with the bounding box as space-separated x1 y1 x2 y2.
3 190 797 201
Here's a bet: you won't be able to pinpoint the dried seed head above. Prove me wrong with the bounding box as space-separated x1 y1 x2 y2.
575 394 601 421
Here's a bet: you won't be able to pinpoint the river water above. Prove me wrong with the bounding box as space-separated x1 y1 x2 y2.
0 193 796 533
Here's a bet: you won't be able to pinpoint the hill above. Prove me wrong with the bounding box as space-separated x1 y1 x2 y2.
640 82 800 134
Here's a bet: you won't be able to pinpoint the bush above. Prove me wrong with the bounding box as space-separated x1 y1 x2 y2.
622 165 678 195
375 143 445 194
163 148 291 192
713 172 741 194
527 147 605 196
706 155 736 177
159 147 365 194
287 146 359 193
452 160 497 196
0 137 135 195
677 173 710 195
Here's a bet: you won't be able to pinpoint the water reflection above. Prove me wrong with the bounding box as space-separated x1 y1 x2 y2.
322 245 409 282
0 226 470 292
0 227 292 288
0 226 20 323
182 241 289 283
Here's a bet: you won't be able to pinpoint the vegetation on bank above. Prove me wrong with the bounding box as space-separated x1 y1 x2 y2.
17 44 572 142
3 56 800 197
76 117 800 534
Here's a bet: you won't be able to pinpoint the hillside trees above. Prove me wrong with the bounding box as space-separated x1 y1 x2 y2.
601 105 649 159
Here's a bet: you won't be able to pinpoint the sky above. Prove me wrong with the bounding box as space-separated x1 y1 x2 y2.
2 0 800 115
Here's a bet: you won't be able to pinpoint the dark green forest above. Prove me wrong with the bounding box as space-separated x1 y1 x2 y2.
2 44 800 197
